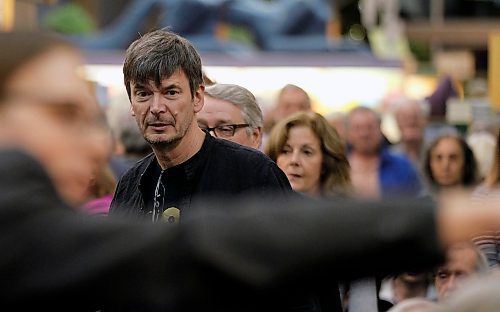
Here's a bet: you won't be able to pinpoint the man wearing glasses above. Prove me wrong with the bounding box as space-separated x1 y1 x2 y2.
109 30 292 222
197 83 263 149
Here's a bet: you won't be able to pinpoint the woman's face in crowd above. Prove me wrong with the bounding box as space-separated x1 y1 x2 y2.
430 137 465 187
277 125 323 197
0 47 110 205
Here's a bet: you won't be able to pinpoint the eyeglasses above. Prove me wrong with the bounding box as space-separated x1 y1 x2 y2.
199 124 250 138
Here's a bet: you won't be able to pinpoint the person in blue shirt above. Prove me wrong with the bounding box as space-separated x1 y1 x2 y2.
346 106 422 199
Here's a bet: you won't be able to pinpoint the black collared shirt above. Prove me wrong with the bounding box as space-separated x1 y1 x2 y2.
110 134 293 221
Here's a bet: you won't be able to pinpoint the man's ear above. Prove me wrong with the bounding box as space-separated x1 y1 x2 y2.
252 127 263 149
130 105 136 117
193 85 205 113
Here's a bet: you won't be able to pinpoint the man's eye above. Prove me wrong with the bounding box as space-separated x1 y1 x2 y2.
437 272 448 279
166 90 179 96
218 126 234 134
135 91 149 98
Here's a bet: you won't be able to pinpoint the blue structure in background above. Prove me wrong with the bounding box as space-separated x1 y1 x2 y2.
158 0 255 52
225 0 324 50
59 0 369 53
63 0 159 50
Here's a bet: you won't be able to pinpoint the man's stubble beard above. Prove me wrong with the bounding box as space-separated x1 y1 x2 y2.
145 135 181 149
144 112 194 150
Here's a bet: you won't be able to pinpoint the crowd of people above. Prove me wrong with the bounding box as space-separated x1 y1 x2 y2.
2 28 500 311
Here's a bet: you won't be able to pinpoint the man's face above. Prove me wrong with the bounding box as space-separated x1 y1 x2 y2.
347 110 382 155
0 47 110 205
274 88 309 121
435 246 479 301
197 95 261 149
129 69 203 148
396 104 425 144
430 137 465 187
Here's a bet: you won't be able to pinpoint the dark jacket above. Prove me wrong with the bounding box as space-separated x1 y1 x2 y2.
0 149 444 311
110 134 293 220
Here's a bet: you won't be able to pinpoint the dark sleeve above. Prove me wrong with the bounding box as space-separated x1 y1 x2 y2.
259 161 293 195
0 150 190 310
0 150 444 310
108 169 141 218
184 195 444 289
108 175 127 215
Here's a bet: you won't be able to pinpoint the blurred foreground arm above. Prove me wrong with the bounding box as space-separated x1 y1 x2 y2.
437 191 500 248
1 149 497 310
184 194 444 286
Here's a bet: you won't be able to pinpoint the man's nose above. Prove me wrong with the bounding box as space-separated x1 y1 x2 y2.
150 94 165 114
446 275 458 291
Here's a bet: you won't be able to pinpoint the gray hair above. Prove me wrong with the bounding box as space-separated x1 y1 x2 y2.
434 276 500 312
390 96 430 119
473 246 490 274
106 92 151 156
437 243 490 275
204 84 263 136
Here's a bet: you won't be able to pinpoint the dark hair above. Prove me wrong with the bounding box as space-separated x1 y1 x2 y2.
423 134 479 189
123 29 203 100
0 31 72 99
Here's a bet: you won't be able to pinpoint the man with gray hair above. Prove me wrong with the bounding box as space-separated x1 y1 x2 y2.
197 83 263 149
272 84 311 124
434 242 489 302
390 96 429 166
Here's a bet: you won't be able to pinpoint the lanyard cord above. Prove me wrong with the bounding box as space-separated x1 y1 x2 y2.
152 170 165 222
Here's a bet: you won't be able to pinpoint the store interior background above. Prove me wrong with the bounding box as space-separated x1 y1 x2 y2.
3 0 500 142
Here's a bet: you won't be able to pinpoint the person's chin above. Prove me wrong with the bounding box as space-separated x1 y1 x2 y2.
59 181 91 206
441 291 453 301
291 183 304 193
146 133 174 144
439 179 458 187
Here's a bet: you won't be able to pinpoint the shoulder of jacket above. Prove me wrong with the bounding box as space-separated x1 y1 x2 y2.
213 140 275 165
118 153 155 183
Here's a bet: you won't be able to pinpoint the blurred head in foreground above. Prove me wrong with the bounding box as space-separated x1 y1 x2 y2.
0 32 110 205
